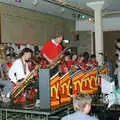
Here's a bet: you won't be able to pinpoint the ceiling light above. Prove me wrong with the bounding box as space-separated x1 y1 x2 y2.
88 18 92 21
81 15 86 20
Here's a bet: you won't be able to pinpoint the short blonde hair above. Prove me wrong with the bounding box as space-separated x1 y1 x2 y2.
73 93 92 112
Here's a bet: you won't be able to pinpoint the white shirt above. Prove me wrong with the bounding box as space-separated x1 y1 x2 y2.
51 39 58 46
8 58 30 83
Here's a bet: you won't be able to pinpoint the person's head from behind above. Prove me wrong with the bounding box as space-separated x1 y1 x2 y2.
20 48 33 62
55 33 64 44
73 93 92 114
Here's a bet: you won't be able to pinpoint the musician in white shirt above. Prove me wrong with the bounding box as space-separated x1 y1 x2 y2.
8 48 33 84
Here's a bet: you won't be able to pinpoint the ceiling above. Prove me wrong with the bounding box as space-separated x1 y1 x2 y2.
0 0 120 20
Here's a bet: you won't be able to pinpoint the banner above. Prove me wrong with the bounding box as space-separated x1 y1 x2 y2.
99 66 108 75
72 69 98 95
50 73 60 108
50 66 108 109
59 73 71 105
72 71 84 95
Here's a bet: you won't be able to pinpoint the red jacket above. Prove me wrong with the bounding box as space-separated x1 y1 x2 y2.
61 60 72 74
89 60 98 67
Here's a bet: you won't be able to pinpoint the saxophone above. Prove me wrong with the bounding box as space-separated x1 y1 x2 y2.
10 64 40 99
0 45 8 80
48 47 69 69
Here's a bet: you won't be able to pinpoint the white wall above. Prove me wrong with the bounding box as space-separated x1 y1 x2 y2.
76 20 94 31
76 17 120 31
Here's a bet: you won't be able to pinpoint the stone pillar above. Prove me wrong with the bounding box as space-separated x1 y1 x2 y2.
87 1 104 65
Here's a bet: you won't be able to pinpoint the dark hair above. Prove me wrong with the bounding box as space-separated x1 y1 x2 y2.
10 53 17 59
115 38 120 50
20 48 33 57
91 54 96 59
64 51 71 56
83 52 89 62
116 38 120 43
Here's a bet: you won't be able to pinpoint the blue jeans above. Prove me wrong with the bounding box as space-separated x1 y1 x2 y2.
0 80 12 97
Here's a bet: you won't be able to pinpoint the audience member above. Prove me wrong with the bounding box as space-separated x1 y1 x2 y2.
61 93 99 120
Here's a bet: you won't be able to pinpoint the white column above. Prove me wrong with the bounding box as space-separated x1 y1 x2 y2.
87 1 104 65
91 32 94 54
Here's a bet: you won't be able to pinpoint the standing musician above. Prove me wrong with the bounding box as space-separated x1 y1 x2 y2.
41 34 64 75
41 34 64 65
8 48 33 85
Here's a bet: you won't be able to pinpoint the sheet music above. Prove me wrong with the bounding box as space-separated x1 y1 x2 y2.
101 75 114 94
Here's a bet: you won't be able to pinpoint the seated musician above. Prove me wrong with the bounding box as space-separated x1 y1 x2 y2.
61 52 72 74
8 48 33 86
77 54 85 70
78 52 90 71
41 33 64 75
89 54 98 68
72 54 78 66
40 56 47 69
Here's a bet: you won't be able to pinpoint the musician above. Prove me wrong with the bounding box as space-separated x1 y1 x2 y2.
61 52 72 74
40 56 47 69
79 52 90 71
41 34 63 65
72 54 78 66
89 54 98 68
8 48 33 84
8 48 39 105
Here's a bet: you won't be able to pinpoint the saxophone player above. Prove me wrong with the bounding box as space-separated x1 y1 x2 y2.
41 34 64 76
8 48 33 85
41 34 63 65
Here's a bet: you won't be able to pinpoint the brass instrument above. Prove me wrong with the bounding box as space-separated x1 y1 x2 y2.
11 47 68 99
0 45 7 60
10 64 40 99
0 45 8 80
48 47 69 69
